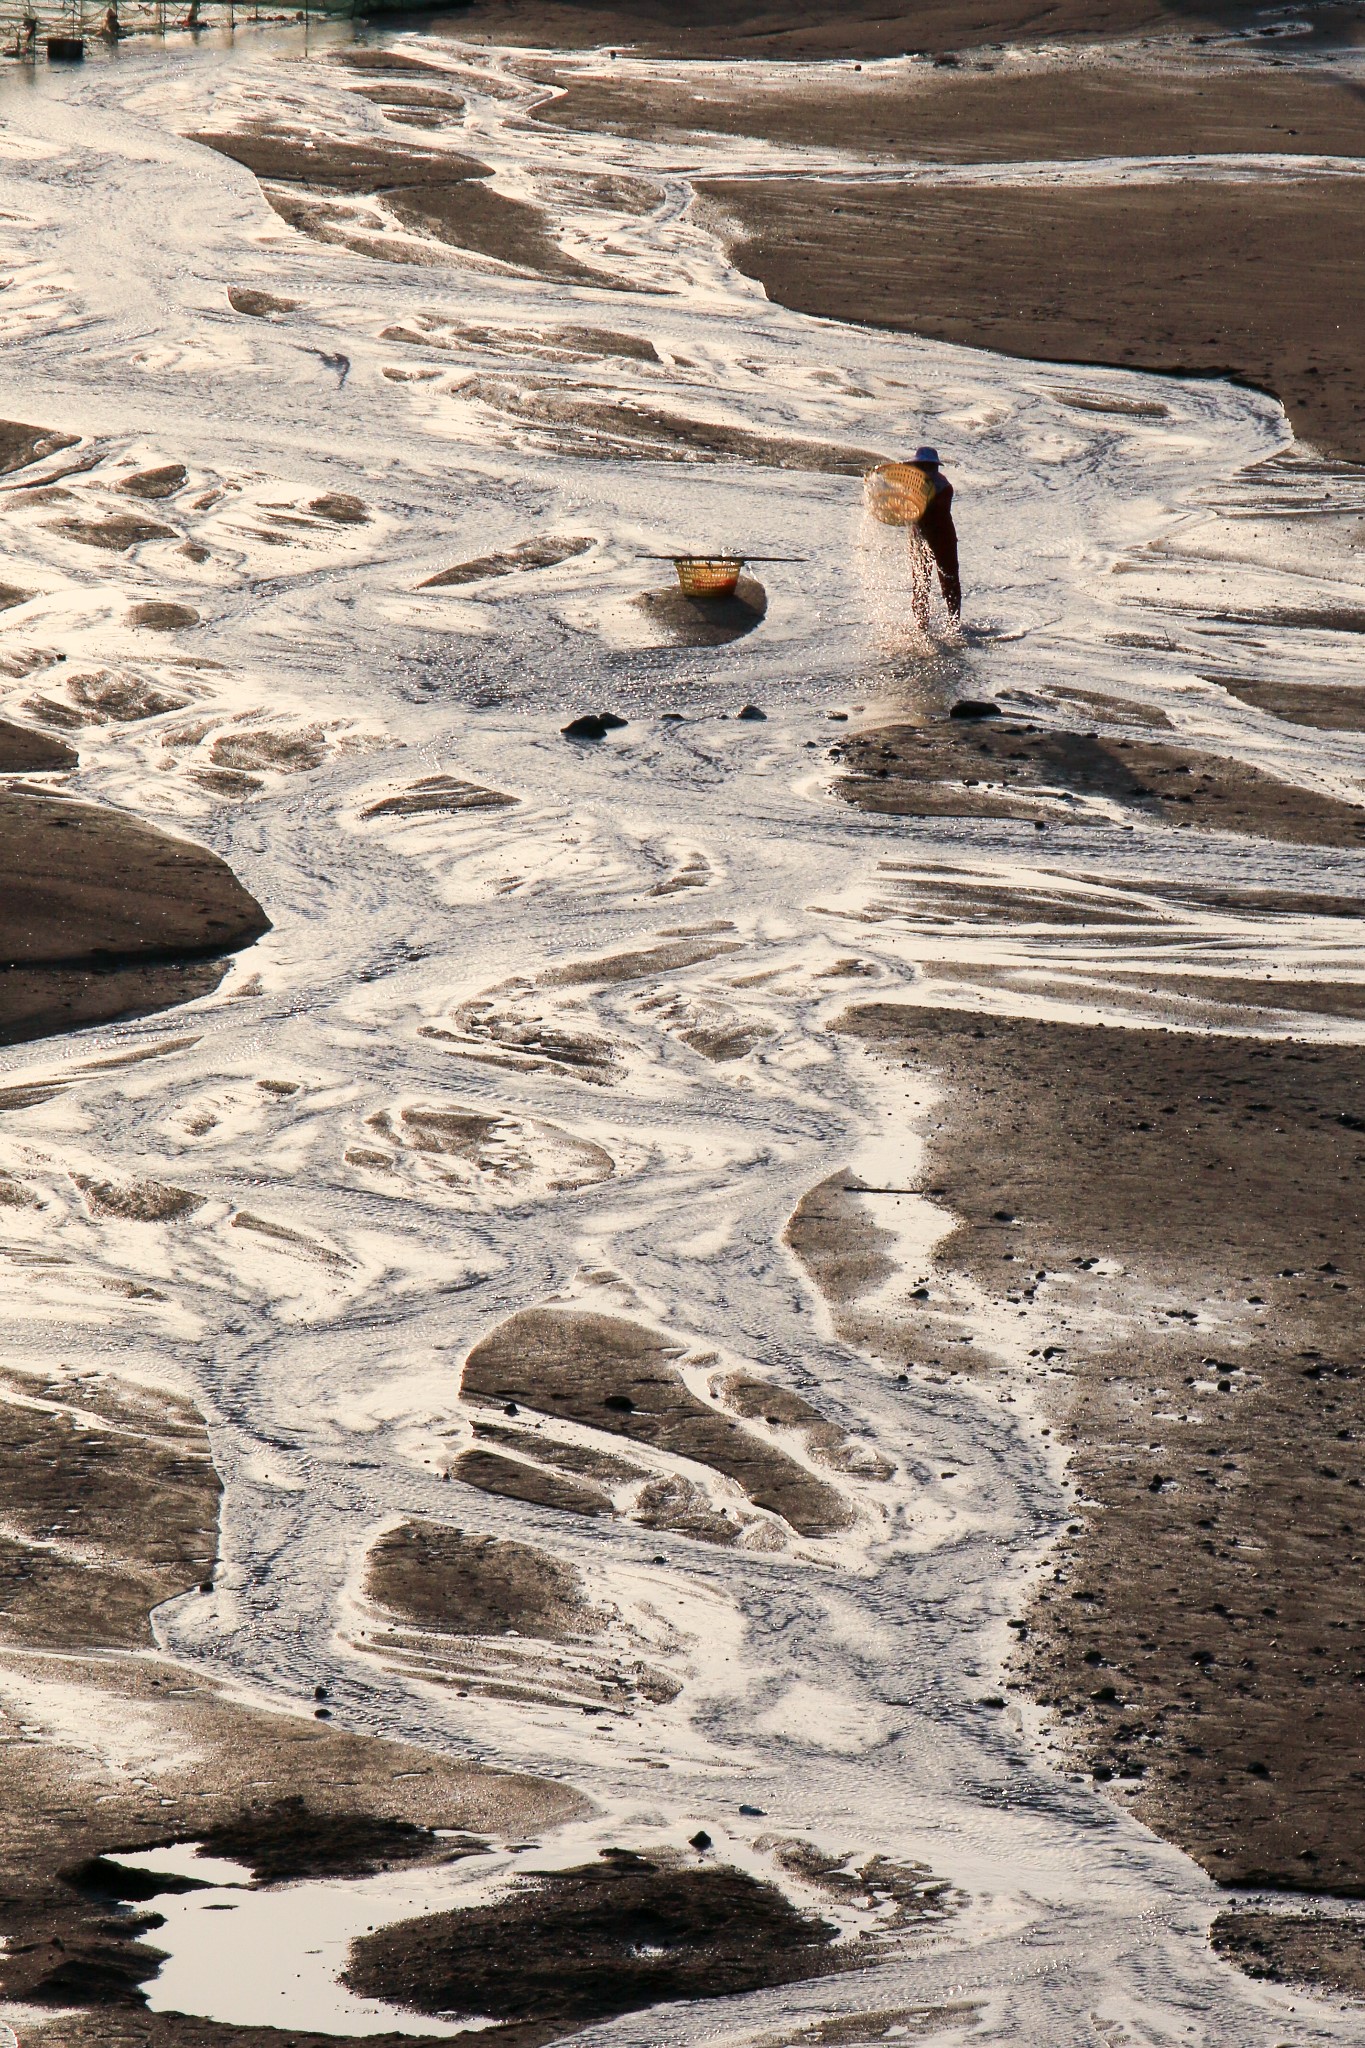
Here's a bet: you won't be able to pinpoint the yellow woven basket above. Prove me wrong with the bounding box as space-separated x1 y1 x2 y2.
674 556 743 598
864 463 936 528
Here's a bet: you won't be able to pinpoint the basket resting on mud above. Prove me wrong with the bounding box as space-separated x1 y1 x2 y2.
864 463 936 528
643 553 803 599
674 557 745 598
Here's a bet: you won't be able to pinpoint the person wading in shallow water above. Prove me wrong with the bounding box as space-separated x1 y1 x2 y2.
905 446 961 628
864 445 962 630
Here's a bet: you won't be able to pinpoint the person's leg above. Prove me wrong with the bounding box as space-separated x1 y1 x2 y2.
925 514 961 620
907 532 934 628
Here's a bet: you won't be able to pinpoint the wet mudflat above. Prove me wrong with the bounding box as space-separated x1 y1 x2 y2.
0 5 1364 2045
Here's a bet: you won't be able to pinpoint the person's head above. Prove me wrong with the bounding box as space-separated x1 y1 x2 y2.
911 445 940 470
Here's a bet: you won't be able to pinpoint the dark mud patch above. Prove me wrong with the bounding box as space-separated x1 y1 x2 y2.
1106 973 1365 1023
383 182 617 284
698 177 1365 465
786 1170 918 1368
1210 674 1365 731
1155 883 1365 922
309 491 370 524
462 1308 852 1536
542 932 738 986
0 1367 218 1653
227 286 300 317
835 719 1365 847
419 533 594 588
117 464 187 501
188 128 487 194
634 575 767 647
128 600 199 631
23 668 191 728
0 714 76 771
449 1446 615 1516
209 727 328 774
73 1173 203 1220
0 788 267 963
190 127 621 284
346 1854 845 2033
0 789 267 1048
1212 1910 1365 2001
346 79 467 125
18 2010 455 2047
0 955 232 1048
1050 686 1172 729
0 419 79 476
45 514 177 551
384 316 662 362
198 1797 461 1883
333 46 454 74
362 774 518 818
472 1419 647 1485
429 0 1288 59
544 63 1365 164
367 1521 602 1639
840 1001 1365 1890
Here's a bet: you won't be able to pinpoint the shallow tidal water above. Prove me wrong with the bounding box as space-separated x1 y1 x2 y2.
1 26 1365 2046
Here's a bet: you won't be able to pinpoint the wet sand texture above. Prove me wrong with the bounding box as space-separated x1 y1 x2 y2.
699 180 1365 465
345 1853 844 2035
840 1003 1365 1891
834 718 1365 846
428 0 1296 58
0 789 269 1047
1211 1911 1365 2001
461 1308 853 1534
366 1521 601 1639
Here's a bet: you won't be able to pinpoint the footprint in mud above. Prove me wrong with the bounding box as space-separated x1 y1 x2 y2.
352 1521 682 1711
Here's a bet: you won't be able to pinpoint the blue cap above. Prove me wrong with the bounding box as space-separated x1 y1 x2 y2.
913 445 940 465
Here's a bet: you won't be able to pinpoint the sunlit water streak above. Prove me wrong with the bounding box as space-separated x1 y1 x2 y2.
0 28 1362 2045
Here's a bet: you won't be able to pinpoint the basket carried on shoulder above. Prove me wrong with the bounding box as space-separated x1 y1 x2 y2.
674 556 744 598
864 462 936 528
